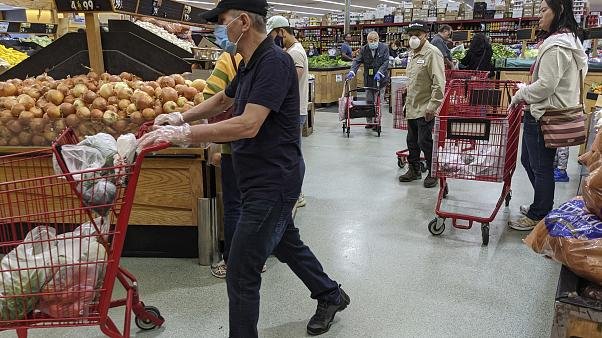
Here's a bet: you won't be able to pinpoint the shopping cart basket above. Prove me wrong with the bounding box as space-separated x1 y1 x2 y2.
0 127 168 337
339 79 383 137
444 69 490 83
428 79 523 245
393 70 489 170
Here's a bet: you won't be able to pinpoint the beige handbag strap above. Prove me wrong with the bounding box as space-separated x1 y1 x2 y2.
579 69 584 106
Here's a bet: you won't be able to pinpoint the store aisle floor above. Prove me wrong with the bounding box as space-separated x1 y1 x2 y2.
15 108 579 338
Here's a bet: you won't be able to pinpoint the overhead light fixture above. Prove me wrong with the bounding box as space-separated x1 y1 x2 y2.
380 0 400 4
310 0 374 10
273 9 324 16
178 0 215 5
269 1 336 12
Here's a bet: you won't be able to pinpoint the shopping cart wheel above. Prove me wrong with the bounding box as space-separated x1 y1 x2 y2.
346 127 350 138
481 223 490 246
377 126 381 137
505 191 512 207
135 306 163 330
428 218 445 236
342 123 347 134
397 157 406 168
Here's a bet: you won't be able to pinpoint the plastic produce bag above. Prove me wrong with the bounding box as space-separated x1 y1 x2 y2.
0 226 59 320
113 134 137 185
37 221 108 318
78 133 117 168
81 179 117 216
52 145 105 177
580 130 602 219
525 197 602 285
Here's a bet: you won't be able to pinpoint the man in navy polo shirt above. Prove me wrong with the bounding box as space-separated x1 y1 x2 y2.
137 0 349 337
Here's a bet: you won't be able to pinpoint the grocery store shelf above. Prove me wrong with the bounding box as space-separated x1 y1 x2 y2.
296 17 540 30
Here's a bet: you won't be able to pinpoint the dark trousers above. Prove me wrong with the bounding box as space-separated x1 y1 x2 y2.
227 198 340 338
407 117 434 171
521 112 556 220
220 154 242 263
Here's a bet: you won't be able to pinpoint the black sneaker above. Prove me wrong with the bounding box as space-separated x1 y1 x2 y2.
423 174 437 188
398 166 422 182
307 287 350 336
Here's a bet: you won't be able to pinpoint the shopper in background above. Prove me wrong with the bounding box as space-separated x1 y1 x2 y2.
430 24 454 69
460 33 495 77
508 0 588 231
141 1 350 336
341 33 354 61
389 40 402 58
346 31 389 128
267 15 309 209
554 147 570 182
398 20 445 188
307 43 318 57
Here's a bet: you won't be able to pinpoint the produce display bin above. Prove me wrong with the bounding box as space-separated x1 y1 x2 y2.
0 31 192 81
0 146 213 258
552 266 602 338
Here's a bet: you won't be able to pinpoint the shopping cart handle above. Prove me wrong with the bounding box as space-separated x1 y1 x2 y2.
136 121 172 155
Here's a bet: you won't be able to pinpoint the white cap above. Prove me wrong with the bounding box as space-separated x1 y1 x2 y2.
266 15 290 34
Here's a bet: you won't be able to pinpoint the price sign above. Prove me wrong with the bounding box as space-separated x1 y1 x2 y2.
137 0 184 21
113 0 138 13
452 30 471 42
589 27 602 39
517 28 535 41
185 6 208 25
54 0 114 13
336 74 343 82
0 22 8 33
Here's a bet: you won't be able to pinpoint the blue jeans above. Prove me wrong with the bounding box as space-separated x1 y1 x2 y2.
227 198 340 338
521 112 557 220
220 154 242 263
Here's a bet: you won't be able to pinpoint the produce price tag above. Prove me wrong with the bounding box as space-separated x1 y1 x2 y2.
137 0 184 21
19 23 30 33
113 0 139 13
54 0 114 12
0 22 8 33
336 74 343 82
516 28 535 41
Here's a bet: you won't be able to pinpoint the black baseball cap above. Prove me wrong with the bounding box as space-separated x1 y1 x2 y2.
406 20 429 33
202 0 269 23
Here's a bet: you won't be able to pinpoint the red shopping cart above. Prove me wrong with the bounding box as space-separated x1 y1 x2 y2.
340 79 383 137
427 79 523 245
394 70 490 169
0 128 168 337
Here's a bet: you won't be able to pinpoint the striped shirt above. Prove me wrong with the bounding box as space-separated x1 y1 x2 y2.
202 52 242 154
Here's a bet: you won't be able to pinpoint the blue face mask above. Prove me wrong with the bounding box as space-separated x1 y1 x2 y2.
369 42 379 50
214 16 243 55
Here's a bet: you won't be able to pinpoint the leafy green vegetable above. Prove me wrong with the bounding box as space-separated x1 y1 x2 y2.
524 49 539 59
308 55 351 69
491 43 516 60
452 49 466 61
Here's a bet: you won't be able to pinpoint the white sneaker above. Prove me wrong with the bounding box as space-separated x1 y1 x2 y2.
520 204 530 216
297 193 306 208
509 216 538 231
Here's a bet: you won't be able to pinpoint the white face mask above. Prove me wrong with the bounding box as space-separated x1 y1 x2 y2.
409 36 421 50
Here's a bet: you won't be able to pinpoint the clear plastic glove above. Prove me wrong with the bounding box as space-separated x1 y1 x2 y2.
153 112 184 126
346 71 355 80
516 82 527 90
137 124 192 152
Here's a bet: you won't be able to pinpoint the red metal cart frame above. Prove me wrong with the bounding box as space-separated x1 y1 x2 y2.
394 70 490 169
427 79 523 245
0 128 168 337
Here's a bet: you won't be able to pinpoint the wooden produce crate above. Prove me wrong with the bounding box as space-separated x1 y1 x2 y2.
552 266 602 338
0 146 206 227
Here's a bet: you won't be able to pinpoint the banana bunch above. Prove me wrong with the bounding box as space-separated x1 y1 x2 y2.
0 45 27 67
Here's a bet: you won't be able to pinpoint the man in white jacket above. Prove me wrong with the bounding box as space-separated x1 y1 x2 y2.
508 0 588 231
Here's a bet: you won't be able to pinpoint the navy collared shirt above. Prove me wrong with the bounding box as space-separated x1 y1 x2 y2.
225 37 302 201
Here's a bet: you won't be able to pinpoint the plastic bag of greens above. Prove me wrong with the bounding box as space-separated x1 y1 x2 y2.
0 226 59 320
52 145 105 178
81 179 117 216
38 220 108 318
78 133 117 168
